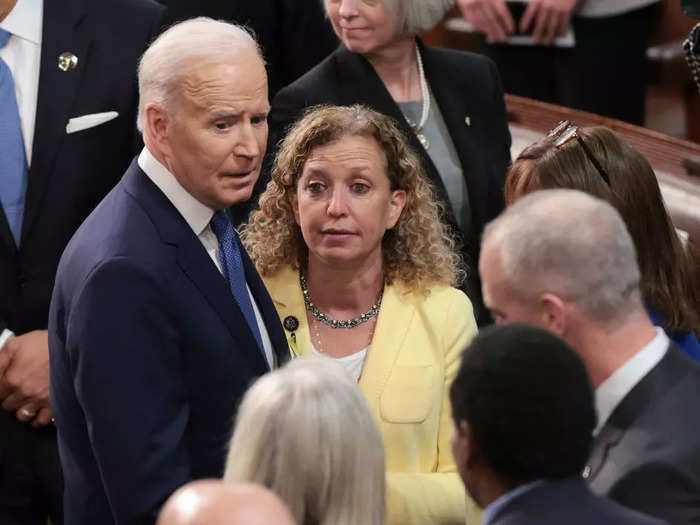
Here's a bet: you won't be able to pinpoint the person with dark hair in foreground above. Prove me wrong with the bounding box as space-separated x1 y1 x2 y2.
480 190 700 523
449 323 666 525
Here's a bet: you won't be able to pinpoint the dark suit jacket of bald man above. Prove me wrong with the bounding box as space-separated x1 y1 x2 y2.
586 343 700 524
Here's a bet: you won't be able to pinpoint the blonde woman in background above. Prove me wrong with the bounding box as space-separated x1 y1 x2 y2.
224 358 385 525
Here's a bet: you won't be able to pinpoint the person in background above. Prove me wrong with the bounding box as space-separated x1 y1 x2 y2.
242 104 479 525
225 358 385 525
156 0 337 99
156 480 296 525
263 0 512 324
457 0 659 125
505 122 700 360
450 323 666 525
479 189 700 523
49 18 288 524
0 0 164 523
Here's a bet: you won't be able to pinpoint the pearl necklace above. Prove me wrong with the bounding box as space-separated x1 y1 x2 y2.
405 43 431 151
300 273 383 329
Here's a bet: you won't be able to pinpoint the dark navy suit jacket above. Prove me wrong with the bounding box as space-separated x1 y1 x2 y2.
488 478 665 524
48 160 289 525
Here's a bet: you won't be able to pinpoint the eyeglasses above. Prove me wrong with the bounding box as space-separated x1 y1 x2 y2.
547 121 611 186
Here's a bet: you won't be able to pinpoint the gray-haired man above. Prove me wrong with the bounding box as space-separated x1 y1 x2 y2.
479 189 700 523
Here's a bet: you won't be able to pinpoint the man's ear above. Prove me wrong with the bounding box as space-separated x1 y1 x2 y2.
538 292 567 336
144 102 171 152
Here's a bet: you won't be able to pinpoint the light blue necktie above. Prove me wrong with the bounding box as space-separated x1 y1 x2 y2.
0 28 29 246
210 210 265 354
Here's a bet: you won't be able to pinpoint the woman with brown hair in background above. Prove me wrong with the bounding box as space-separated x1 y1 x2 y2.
505 122 700 360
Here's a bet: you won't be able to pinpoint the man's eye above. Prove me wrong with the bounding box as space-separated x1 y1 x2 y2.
252 115 268 125
215 122 230 131
351 183 369 194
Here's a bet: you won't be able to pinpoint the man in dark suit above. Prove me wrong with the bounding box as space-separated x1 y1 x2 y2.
156 0 338 98
449 323 664 525
479 189 700 523
48 18 289 525
0 0 164 523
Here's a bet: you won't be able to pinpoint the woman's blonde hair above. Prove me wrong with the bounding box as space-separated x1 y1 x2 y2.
242 104 463 291
224 358 385 525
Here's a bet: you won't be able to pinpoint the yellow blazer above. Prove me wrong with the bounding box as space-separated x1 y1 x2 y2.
264 266 481 525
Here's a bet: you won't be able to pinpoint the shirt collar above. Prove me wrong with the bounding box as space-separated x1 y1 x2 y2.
138 147 214 237
594 327 669 434
483 480 546 525
0 0 43 45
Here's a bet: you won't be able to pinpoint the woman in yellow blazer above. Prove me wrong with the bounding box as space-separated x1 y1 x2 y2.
242 105 479 525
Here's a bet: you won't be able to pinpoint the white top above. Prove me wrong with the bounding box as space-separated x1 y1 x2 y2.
0 0 43 350
594 327 669 434
0 0 42 163
138 148 276 369
311 344 368 382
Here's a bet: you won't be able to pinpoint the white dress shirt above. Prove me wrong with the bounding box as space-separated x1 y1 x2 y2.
138 148 276 369
594 327 669 434
0 0 42 163
0 0 43 350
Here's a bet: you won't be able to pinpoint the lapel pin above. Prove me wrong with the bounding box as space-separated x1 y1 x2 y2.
58 52 78 72
283 316 299 332
464 115 471 127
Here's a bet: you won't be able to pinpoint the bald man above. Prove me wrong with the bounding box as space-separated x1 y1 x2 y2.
157 480 296 525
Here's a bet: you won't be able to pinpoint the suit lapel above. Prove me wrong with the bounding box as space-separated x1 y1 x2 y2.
123 162 269 376
587 343 686 484
419 41 484 233
239 242 289 367
333 44 454 225
21 0 92 244
358 284 415 400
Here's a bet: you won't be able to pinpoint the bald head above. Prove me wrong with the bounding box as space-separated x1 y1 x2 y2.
481 189 642 325
157 480 296 525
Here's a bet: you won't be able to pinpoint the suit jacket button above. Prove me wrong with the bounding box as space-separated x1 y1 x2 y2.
582 465 591 479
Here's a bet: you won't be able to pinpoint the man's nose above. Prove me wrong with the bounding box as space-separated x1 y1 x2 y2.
233 122 262 158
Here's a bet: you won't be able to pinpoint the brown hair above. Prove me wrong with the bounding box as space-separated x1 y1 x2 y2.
505 126 700 335
241 104 464 291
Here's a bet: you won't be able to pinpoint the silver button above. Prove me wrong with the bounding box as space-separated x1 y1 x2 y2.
582 465 591 479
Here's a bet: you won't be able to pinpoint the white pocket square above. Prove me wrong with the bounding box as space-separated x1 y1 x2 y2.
66 111 119 134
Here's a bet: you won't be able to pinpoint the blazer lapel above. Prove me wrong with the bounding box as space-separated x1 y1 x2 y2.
358 284 415 401
419 40 484 233
21 0 92 244
123 162 269 376
264 266 311 358
587 342 685 484
333 44 455 226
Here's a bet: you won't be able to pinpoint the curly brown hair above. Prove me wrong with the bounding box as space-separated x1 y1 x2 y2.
241 104 463 291
505 125 700 336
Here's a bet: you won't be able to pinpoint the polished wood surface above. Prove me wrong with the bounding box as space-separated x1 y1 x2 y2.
506 94 700 262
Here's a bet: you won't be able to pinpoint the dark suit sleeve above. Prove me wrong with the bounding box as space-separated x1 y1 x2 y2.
609 462 700 523
67 256 189 524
